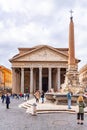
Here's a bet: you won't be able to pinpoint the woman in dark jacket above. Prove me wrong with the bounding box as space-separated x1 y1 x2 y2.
77 96 86 125
6 94 10 109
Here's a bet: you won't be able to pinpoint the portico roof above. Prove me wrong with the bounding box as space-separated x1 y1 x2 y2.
9 45 68 62
9 45 80 63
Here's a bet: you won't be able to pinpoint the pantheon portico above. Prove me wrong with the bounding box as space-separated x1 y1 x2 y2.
9 14 81 94
9 45 68 94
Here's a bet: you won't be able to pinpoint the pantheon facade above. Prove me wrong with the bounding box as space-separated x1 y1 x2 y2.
10 45 69 94
10 15 81 94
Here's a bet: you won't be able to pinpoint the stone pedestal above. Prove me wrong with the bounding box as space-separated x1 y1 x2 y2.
64 65 82 94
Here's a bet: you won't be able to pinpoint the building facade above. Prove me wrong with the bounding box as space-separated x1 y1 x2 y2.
10 45 69 94
79 64 87 91
0 65 12 90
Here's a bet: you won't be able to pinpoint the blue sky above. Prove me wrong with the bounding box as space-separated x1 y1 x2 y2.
0 0 87 70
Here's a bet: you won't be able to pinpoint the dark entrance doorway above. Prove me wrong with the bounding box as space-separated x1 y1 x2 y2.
42 77 48 92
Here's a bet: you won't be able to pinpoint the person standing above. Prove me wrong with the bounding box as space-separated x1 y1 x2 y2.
1 94 5 103
77 95 86 125
41 91 45 103
6 93 10 109
67 90 72 109
27 93 30 100
34 90 40 103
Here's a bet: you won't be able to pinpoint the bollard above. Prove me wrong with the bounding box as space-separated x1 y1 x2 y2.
32 103 37 116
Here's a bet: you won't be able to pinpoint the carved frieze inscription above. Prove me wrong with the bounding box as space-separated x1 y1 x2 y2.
12 62 68 68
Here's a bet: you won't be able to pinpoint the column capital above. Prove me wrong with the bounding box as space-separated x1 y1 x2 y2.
39 67 42 70
49 67 51 71
30 67 33 70
57 68 60 71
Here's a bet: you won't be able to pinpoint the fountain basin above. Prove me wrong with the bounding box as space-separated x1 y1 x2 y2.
45 93 87 105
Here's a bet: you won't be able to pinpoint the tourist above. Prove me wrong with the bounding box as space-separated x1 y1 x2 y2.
77 95 86 125
67 90 72 109
1 94 5 103
23 93 26 100
16 94 19 99
19 93 23 98
6 93 10 109
34 90 40 103
41 91 45 103
27 93 30 100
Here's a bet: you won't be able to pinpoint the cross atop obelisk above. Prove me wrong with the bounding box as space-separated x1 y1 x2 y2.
70 10 73 18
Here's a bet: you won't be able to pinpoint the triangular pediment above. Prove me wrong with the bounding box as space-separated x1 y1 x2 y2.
10 45 68 62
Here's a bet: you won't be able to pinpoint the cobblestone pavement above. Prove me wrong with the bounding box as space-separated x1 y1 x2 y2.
0 98 87 130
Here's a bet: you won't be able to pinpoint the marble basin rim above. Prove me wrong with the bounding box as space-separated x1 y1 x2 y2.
45 92 87 105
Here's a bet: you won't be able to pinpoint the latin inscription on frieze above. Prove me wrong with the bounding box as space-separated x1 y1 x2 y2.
12 62 68 68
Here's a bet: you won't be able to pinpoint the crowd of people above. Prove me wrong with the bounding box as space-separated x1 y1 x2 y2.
1 92 30 109
1 93 10 109
0 90 45 109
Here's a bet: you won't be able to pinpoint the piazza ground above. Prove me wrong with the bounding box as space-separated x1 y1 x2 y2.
0 97 87 130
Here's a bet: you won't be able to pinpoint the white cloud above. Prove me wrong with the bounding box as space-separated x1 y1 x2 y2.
0 0 87 69
0 0 23 12
0 0 53 15
0 21 51 43
0 21 4 29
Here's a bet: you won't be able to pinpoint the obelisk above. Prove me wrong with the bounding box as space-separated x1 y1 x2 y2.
65 11 80 94
68 10 75 68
